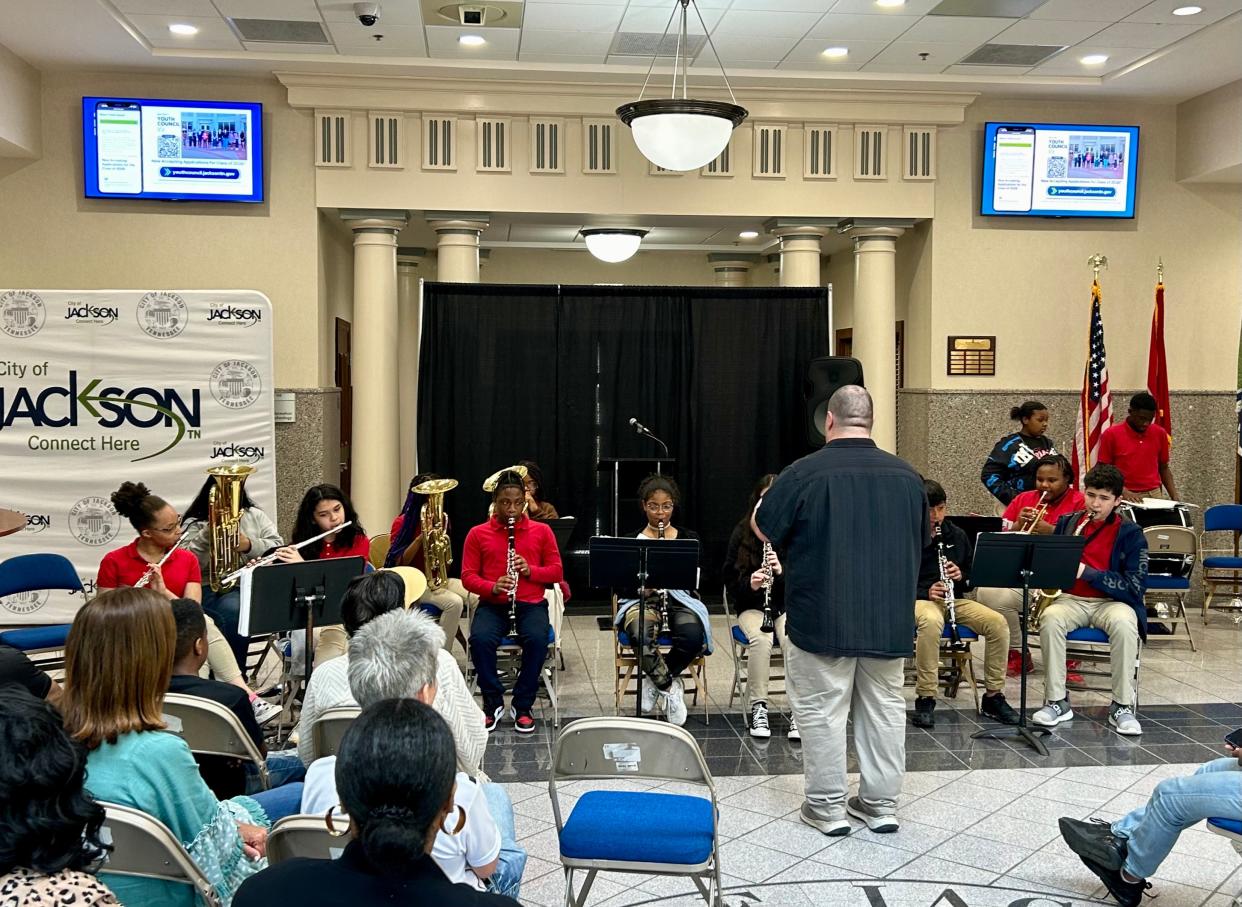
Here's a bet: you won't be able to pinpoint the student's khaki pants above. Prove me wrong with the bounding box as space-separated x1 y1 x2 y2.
913 598 1008 698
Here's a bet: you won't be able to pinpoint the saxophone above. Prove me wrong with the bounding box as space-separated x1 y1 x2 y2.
206 463 256 592
413 477 457 590
1029 512 1092 632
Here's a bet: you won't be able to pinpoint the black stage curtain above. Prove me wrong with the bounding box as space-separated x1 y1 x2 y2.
417 283 829 597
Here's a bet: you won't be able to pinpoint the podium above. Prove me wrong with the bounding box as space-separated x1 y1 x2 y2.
597 458 675 537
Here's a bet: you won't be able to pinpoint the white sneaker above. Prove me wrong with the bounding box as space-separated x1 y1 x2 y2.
1109 703 1142 736
640 679 660 715
662 678 688 726
749 701 771 738
251 698 282 726
788 716 800 741
1031 699 1074 727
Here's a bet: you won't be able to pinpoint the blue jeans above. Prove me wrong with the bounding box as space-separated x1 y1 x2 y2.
470 602 549 712
251 781 305 823
1112 757 1242 879
482 783 527 899
246 752 308 795
202 587 249 668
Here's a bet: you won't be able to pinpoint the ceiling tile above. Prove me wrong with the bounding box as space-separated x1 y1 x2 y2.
867 38 980 64
992 18 1109 44
115 0 219 13
1027 0 1152 21
1088 20 1203 46
898 15 1012 42
517 51 609 62
213 0 322 20
619 5 721 33
807 12 920 39
827 0 943 14
328 23 427 47
520 28 616 52
508 224 585 242
1124 0 1242 24
343 40 430 56
783 36 890 60
240 41 336 52
425 24 520 57
942 61 1033 73
730 0 837 12
1030 44 1149 71
776 56 866 69
522 3 626 30
859 59 952 70
124 13 244 47
691 57 780 68
713 9 824 35
708 34 803 59
625 0 732 10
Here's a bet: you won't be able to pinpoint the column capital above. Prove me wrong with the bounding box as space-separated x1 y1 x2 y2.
707 253 761 268
426 213 490 235
340 209 409 234
763 218 839 240
838 219 914 247
397 247 427 267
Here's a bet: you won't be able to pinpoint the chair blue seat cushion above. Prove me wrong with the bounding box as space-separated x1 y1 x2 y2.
0 624 71 651
1066 627 1109 644
418 603 445 618
942 625 979 641
560 791 714 865
1146 575 1190 590
731 625 781 647
1208 817 1242 836
1203 556 1242 569
501 626 556 647
618 630 672 648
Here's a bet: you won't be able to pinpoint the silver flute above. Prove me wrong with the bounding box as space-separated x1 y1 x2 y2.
220 520 353 586
135 524 202 588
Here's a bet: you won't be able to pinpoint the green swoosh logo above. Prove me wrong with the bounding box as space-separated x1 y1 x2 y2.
77 394 186 462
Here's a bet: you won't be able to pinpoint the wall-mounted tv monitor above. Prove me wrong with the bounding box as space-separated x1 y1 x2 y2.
82 97 263 203
981 122 1138 219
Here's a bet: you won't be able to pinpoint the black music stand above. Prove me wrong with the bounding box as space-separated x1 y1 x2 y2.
970 533 1086 756
238 556 366 690
588 536 700 718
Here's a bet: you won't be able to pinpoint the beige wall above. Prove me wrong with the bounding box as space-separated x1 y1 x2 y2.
0 70 321 387
0 41 40 159
318 211 355 383
1177 79 1242 183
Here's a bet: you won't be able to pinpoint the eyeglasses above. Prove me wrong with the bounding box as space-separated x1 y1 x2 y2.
153 518 181 534
644 502 674 513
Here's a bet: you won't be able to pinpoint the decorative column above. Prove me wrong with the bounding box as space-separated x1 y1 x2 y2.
708 253 760 287
767 222 826 287
397 248 426 487
340 209 408 532
847 224 904 453
427 214 490 283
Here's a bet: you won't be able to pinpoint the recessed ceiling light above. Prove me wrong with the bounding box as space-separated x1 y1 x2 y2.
1172 5 1202 14
875 0 906 7
822 46 849 59
458 34 486 46
739 230 759 239
1080 53 1109 65
168 23 199 36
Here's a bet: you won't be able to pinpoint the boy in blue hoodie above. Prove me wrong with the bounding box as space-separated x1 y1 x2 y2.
1031 463 1148 736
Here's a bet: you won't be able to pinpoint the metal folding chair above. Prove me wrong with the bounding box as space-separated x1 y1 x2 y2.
308 705 362 761
268 814 347 865
99 802 222 906
1200 505 1242 622
1142 525 1197 650
0 552 84 671
161 693 269 790
721 587 784 710
611 594 707 721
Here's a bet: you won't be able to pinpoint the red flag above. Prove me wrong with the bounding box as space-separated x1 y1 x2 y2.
1072 279 1113 486
1147 281 1172 437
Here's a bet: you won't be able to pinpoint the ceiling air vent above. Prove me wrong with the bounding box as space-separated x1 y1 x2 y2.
229 18 332 44
609 33 708 57
959 43 1065 66
928 0 1047 15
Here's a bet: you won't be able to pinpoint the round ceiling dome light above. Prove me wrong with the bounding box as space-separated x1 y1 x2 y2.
581 228 649 263
169 23 199 35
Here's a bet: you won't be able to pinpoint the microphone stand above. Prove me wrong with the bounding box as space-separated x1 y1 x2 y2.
635 426 670 459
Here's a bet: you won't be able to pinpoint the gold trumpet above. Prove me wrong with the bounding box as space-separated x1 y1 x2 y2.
414 477 457 590
1016 491 1050 534
1029 512 1092 632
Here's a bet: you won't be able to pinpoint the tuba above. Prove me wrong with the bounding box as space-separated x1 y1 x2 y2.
207 463 256 592
414 477 457 590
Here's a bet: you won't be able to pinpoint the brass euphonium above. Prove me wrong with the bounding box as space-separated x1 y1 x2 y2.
207 463 256 592
414 477 458 590
1029 512 1092 632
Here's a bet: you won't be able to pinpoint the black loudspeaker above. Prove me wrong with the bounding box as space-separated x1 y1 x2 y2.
805 356 864 446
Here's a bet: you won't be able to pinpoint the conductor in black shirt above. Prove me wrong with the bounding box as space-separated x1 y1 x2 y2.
754 386 928 838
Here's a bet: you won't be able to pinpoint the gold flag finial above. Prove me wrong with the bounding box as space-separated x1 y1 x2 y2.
1157 258 1165 284
1087 254 1108 281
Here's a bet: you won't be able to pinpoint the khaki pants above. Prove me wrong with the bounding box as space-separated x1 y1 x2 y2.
786 641 905 819
914 598 1008 698
203 614 243 684
1039 593 1139 705
974 586 1026 645
421 585 465 650
737 609 787 707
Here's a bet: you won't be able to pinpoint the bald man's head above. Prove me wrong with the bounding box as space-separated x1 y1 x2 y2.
825 385 873 439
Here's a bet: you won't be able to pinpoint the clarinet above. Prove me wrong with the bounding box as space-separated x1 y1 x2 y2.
506 516 518 631
656 519 669 637
935 522 965 649
760 541 776 634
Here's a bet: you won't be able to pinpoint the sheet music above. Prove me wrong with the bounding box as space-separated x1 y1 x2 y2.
237 568 254 636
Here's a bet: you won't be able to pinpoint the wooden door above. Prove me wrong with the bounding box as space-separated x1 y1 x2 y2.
335 318 353 495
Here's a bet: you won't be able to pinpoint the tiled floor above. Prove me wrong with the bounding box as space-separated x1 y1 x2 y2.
465 613 1242 906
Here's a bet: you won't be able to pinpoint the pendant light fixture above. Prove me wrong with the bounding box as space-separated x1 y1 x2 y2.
581 228 649 263
616 0 747 172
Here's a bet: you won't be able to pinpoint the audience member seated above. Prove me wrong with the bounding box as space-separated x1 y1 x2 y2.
301 608 526 898
0 641 62 704
294 569 487 775
62 587 303 906
233 699 520 907
0 687 117 905
169 598 305 796
1059 741 1242 907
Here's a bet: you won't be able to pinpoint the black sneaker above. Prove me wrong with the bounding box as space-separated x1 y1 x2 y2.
980 691 1020 725
513 708 536 734
910 696 935 728
483 704 504 733
1059 817 1127 871
1074 848 1149 907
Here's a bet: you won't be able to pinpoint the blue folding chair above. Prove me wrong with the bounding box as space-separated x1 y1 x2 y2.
1064 626 1142 711
1200 505 1242 622
0 553 84 667
612 594 707 721
1142 525 1196 651
550 717 722 907
721 587 783 710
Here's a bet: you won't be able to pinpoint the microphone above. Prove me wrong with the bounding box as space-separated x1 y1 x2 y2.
629 417 650 435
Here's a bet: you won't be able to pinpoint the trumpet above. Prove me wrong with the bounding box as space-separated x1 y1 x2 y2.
935 522 965 649
506 515 518 629
220 521 353 587
1029 512 1092 631
1016 491 1050 534
759 541 776 634
135 523 202 589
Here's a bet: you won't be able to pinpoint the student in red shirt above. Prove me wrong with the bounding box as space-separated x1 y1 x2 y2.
96 482 274 720
274 484 370 663
1031 464 1149 737
461 470 563 734
1098 392 1179 502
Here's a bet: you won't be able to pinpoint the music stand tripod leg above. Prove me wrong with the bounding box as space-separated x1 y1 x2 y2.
972 578 1050 756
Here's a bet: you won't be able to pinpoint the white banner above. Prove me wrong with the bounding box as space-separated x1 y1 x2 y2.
0 289 276 624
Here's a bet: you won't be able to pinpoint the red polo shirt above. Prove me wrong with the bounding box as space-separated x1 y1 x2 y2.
1068 515 1120 599
316 532 371 561
1098 421 1169 491
1003 488 1086 529
98 540 202 597
461 515 563 604
389 514 426 572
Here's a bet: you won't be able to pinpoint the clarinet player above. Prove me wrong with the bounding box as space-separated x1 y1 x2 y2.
723 474 794 740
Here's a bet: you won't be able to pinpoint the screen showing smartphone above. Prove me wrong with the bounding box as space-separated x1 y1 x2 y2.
95 101 143 195
1224 727 1242 749
992 125 1036 213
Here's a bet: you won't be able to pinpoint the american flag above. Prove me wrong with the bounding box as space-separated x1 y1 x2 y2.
1072 279 1113 485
